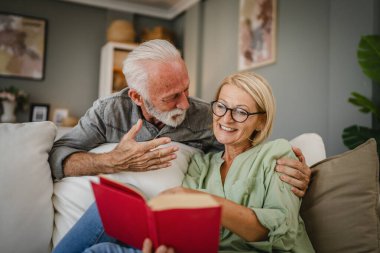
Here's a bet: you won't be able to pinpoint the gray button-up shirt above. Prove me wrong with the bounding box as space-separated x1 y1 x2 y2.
49 88 222 180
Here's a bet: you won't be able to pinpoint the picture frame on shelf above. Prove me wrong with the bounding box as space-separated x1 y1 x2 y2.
0 12 48 80
52 108 69 126
238 0 277 71
30 103 49 122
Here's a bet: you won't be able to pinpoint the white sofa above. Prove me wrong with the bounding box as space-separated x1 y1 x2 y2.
0 121 378 253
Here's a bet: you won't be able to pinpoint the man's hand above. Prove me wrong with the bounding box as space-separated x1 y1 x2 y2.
142 238 175 253
109 119 179 173
275 146 311 197
63 119 179 177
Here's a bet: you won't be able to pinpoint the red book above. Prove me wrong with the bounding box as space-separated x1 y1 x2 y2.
91 176 222 253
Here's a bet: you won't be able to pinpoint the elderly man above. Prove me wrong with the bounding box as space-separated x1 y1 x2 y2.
49 39 219 180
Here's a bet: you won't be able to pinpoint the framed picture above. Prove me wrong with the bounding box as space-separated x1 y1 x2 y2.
30 103 49 122
0 12 47 80
52 108 69 126
238 0 277 70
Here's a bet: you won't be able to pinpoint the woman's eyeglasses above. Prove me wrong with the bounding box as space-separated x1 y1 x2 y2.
211 101 265 123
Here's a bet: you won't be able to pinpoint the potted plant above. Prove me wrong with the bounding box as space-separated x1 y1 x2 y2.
0 86 29 123
342 35 380 155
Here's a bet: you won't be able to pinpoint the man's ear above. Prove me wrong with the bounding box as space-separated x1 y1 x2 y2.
128 89 143 106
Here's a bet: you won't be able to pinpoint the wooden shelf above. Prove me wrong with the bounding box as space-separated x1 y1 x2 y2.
98 42 138 98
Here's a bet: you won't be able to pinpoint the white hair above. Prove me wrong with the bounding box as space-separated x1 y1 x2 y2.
122 39 182 99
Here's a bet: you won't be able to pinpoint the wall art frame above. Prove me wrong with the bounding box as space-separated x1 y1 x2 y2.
30 103 50 122
0 12 48 80
52 108 69 126
238 0 277 71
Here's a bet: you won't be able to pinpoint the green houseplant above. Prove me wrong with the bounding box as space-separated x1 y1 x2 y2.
342 35 380 154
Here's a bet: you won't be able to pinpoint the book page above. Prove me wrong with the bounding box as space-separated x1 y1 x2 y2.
99 175 147 201
148 193 220 211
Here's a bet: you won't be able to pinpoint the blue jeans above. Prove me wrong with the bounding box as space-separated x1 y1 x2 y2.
53 202 139 253
84 243 141 253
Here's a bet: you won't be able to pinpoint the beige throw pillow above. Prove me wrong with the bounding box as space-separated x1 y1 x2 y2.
0 122 56 253
301 139 380 253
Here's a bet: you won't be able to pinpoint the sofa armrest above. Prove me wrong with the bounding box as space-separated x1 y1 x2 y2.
289 133 326 166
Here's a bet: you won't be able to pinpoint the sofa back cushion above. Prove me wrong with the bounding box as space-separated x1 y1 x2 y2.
0 122 56 253
301 139 380 253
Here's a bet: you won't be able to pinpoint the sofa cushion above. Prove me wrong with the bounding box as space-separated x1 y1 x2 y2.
0 122 56 253
301 139 380 253
52 142 201 247
289 133 326 166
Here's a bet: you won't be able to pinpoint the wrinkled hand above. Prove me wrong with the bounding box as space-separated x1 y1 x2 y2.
275 146 311 197
142 238 175 253
109 119 179 173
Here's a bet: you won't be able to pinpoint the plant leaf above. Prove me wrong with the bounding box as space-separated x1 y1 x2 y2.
342 125 380 155
357 35 380 83
348 92 380 119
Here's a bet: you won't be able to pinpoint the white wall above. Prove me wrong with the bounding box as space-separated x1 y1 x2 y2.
184 0 376 156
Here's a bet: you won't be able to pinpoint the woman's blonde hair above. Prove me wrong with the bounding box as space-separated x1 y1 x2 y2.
214 72 276 146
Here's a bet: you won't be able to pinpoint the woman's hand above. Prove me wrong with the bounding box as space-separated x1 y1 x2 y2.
275 146 311 197
142 238 175 253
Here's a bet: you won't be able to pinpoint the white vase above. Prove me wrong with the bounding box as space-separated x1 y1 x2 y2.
1 100 17 123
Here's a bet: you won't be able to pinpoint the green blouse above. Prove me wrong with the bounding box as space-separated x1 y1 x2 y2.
182 139 314 253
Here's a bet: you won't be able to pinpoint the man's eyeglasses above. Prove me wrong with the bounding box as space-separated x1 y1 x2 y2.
211 101 265 123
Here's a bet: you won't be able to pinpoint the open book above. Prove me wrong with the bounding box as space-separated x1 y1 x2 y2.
91 176 222 253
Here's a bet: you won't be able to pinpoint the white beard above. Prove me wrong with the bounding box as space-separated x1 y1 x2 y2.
144 99 187 127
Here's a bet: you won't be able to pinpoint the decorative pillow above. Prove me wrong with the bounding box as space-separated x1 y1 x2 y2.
0 122 56 253
52 142 201 247
301 139 380 253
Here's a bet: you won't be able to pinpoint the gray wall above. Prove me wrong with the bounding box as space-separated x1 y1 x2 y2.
0 0 183 121
0 0 107 121
184 0 376 156
328 0 374 156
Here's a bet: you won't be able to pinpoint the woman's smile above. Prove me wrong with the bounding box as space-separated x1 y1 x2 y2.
219 123 236 132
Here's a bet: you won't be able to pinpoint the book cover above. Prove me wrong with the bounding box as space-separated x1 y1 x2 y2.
91 176 221 253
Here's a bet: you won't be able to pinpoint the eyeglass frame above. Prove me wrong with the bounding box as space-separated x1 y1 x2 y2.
211 100 266 123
